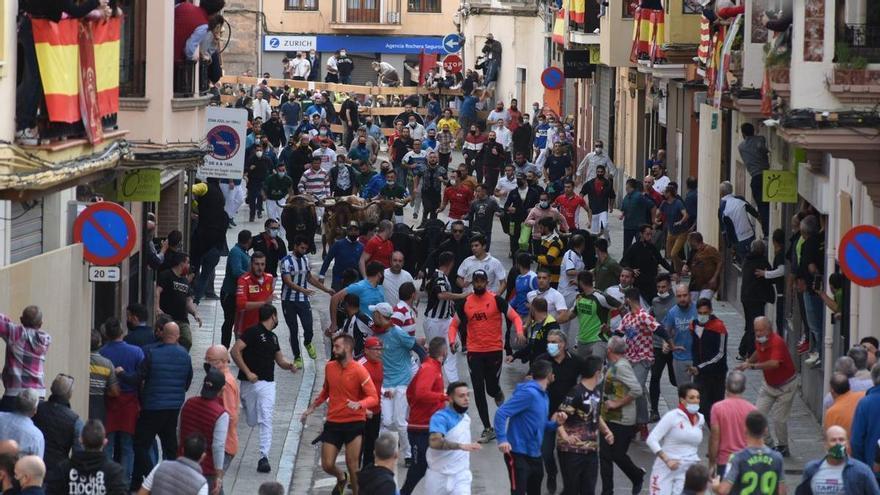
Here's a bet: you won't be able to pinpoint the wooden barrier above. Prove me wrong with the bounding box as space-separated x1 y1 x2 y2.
219 75 463 97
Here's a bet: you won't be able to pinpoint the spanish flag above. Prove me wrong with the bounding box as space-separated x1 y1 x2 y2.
32 17 121 124
570 0 585 24
552 8 566 45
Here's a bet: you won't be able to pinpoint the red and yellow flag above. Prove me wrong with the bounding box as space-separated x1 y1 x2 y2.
570 0 585 24
552 8 566 45
31 17 121 124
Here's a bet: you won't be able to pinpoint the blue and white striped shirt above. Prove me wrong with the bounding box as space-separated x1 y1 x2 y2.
280 253 312 302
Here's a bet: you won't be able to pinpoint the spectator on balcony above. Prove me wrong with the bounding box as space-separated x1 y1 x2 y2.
307 49 320 81
762 2 792 32
325 51 340 83
336 49 355 84
373 61 401 87
290 52 311 81
738 123 770 237
173 0 225 62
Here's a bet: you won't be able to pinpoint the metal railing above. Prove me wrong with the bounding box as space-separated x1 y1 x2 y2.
173 61 210 98
841 24 880 63
332 0 402 24
120 60 146 98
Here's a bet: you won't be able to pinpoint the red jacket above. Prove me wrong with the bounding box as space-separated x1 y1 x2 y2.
406 358 446 431
173 3 209 62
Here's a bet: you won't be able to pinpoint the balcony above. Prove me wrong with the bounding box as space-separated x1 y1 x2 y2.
829 27 880 103
840 24 880 64
331 0 403 30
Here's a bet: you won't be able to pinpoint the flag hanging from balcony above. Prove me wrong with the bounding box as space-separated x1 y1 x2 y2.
552 8 566 45
569 0 585 24
32 17 122 125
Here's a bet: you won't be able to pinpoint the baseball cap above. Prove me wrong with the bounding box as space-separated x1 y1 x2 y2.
348 220 360 229
368 302 394 317
201 368 226 399
472 270 489 281
365 336 383 349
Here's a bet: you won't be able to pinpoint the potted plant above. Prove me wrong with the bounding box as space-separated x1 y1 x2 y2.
764 41 791 84
834 42 869 85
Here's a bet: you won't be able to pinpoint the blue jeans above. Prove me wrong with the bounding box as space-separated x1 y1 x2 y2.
401 430 430 494
106 431 134 485
340 75 352 84
283 125 297 141
193 246 221 301
803 290 825 357
735 236 754 261
282 300 313 358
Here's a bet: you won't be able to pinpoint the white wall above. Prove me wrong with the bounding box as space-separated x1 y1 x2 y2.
789 0 838 110
696 103 722 244
462 14 546 108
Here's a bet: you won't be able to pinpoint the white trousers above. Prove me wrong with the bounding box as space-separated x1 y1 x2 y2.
689 289 715 303
264 198 285 222
240 380 276 457
648 457 697 495
591 211 609 238
425 468 473 495
562 292 578 346
222 184 246 219
380 386 411 458
425 317 458 382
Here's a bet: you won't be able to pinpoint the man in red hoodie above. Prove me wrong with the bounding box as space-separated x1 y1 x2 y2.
400 337 449 495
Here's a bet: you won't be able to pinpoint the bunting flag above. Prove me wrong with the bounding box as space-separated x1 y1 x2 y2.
552 8 566 45
31 17 121 125
32 18 80 123
570 0 585 24
697 15 712 67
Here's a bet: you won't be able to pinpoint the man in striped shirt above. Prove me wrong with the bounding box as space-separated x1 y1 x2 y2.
425 252 468 382
391 282 419 337
298 156 330 200
280 236 335 369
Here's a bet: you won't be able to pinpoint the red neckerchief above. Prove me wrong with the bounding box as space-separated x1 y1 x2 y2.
678 403 699 425
262 232 278 251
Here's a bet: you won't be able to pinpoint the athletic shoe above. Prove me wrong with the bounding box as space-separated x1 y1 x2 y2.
650 411 661 423
494 391 505 407
773 445 791 457
332 471 349 495
811 358 822 369
306 343 317 360
805 352 820 366
797 337 810 355
257 456 271 473
478 427 496 444
735 354 746 361
294 357 304 369
632 468 646 494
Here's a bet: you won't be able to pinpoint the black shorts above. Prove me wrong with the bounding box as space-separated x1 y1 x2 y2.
314 421 365 449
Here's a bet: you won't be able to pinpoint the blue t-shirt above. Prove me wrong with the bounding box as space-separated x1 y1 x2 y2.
511 271 538 316
534 123 551 149
460 96 477 119
280 101 301 125
361 174 387 199
663 303 697 361
99 341 145 394
430 406 466 434
659 198 687 234
346 279 385 316
380 325 416 387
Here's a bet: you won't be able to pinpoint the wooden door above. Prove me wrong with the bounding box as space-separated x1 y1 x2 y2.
347 0 380 22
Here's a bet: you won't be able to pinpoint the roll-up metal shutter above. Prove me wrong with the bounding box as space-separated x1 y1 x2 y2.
596 65 614 148
10 201 43 263
348 54 379 86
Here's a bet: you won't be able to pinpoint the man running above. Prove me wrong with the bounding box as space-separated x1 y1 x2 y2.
712 411 785 495
457 234 508 295
425 382 482 495
448 270 525 443
424 252 468 382
302 334 379 495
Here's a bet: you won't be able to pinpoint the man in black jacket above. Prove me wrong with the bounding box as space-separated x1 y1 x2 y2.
686 299 728 425
246 144 272 222
192 178 227 303
512 115 533 161
251 219 287 278
46 419 127 495
477 130 506 192
503 174 541 256
620 224 673 302
32 374 84 484
262 111 286 150
358 433 398 495
425 221 471 289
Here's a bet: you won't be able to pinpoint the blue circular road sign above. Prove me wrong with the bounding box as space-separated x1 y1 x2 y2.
541 67 564 90
442 33 462 54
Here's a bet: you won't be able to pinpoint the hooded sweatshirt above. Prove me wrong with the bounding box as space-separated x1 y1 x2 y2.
357 464 397 495
690 316 728 376
46 450 127 495
494 380 558 457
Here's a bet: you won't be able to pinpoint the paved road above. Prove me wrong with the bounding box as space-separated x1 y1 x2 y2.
189 153 826 494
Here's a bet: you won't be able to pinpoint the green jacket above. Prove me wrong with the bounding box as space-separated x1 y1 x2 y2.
263 173 293 200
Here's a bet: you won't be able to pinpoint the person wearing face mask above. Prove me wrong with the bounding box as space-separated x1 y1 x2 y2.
436 169 474 224
246 144 272 222
646 384 704 495
348 135 372 169
329 155 356 198
577 140 617 186
796 426 879 495
406 116 426 142
336 49 354 84
508 298 561 365
462 125 487 181
503 171 540 256
525 192 569 247
648 274 677 423
424 382 481 495
711 411 785 495
533 115 551 155
262 163 293 223
478 129 508 192
364 118 383 143
263 110 285 149
686 298 728 425
251 219 287 280
736 317 796 458
620 224 673 302
232 304 298 474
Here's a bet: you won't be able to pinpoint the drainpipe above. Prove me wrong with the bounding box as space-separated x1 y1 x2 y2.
257 0 264 76
821 156 838 399
849 166 862 345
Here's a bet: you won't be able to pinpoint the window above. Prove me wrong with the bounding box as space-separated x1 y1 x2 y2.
119 0 146 97
286 0 319 10
622 0 637 18
408 0 440 13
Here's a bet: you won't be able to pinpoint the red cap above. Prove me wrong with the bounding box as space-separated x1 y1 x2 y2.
365 336 383 349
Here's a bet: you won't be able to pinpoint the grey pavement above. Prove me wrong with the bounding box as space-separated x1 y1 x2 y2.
193 153 826 494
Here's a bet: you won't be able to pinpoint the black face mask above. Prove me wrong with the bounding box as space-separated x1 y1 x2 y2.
488 138 496 143
517 180 526 188
348 234 359 241
473 287 486 296
452 403 468 414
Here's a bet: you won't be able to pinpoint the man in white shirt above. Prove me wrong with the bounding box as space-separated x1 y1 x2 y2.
325 53 339 83
605 267 647 330
651 163 670 195
576 139 617 185
491 120 512 153
291 52 311 80
557 235 585 343
487 101 509 127
252 90 271 123
719 181 759 259
526 269 569 321
383 251 414 306
312 140 337 173
406 115 426 141
494 164 517 206
456 234 508 295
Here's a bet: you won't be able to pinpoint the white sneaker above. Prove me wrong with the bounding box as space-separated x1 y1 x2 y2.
15 128 39 145
804 352 820 366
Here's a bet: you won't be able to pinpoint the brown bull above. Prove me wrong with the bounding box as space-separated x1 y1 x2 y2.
281 195 319 254
321 196 402 250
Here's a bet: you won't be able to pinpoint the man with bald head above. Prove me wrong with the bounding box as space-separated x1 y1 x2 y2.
707 371 755 478
205 345 240 469
14 455 45 494
383 251 414 306
130 321 193 490
736 316 796 457
0 306 52 412
796 425 878 494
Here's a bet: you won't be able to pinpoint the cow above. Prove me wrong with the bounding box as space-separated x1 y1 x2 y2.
320 196 385 255
281 194 320 255
391 219 447 286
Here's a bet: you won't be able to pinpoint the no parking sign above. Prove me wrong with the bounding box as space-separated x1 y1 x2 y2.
202 107 246 180
839 225 880 287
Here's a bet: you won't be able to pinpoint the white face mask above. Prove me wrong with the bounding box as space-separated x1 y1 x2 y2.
685 403 700 414
756 335 769 344
255 151 263 158
697 314 710 324
340 51 347 56
657 291 670 299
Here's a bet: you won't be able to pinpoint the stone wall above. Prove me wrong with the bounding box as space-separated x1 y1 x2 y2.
223 0 261 76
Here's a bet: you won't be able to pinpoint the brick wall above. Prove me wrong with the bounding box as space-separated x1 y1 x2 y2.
157 176 184 237
223 0 261 76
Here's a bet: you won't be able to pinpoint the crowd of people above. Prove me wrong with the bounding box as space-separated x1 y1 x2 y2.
3 56 879 495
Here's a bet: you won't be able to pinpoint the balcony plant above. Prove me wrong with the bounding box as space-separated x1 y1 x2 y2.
833 42 869 85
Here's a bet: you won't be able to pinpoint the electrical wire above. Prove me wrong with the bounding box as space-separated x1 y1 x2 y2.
0 199 42 221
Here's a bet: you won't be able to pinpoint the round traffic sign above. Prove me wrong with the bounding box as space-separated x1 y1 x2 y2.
72 202 137 265
839 225 880 287
207 125 241 161
541 67 564 90
443 54 463 74
442 33 462 54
